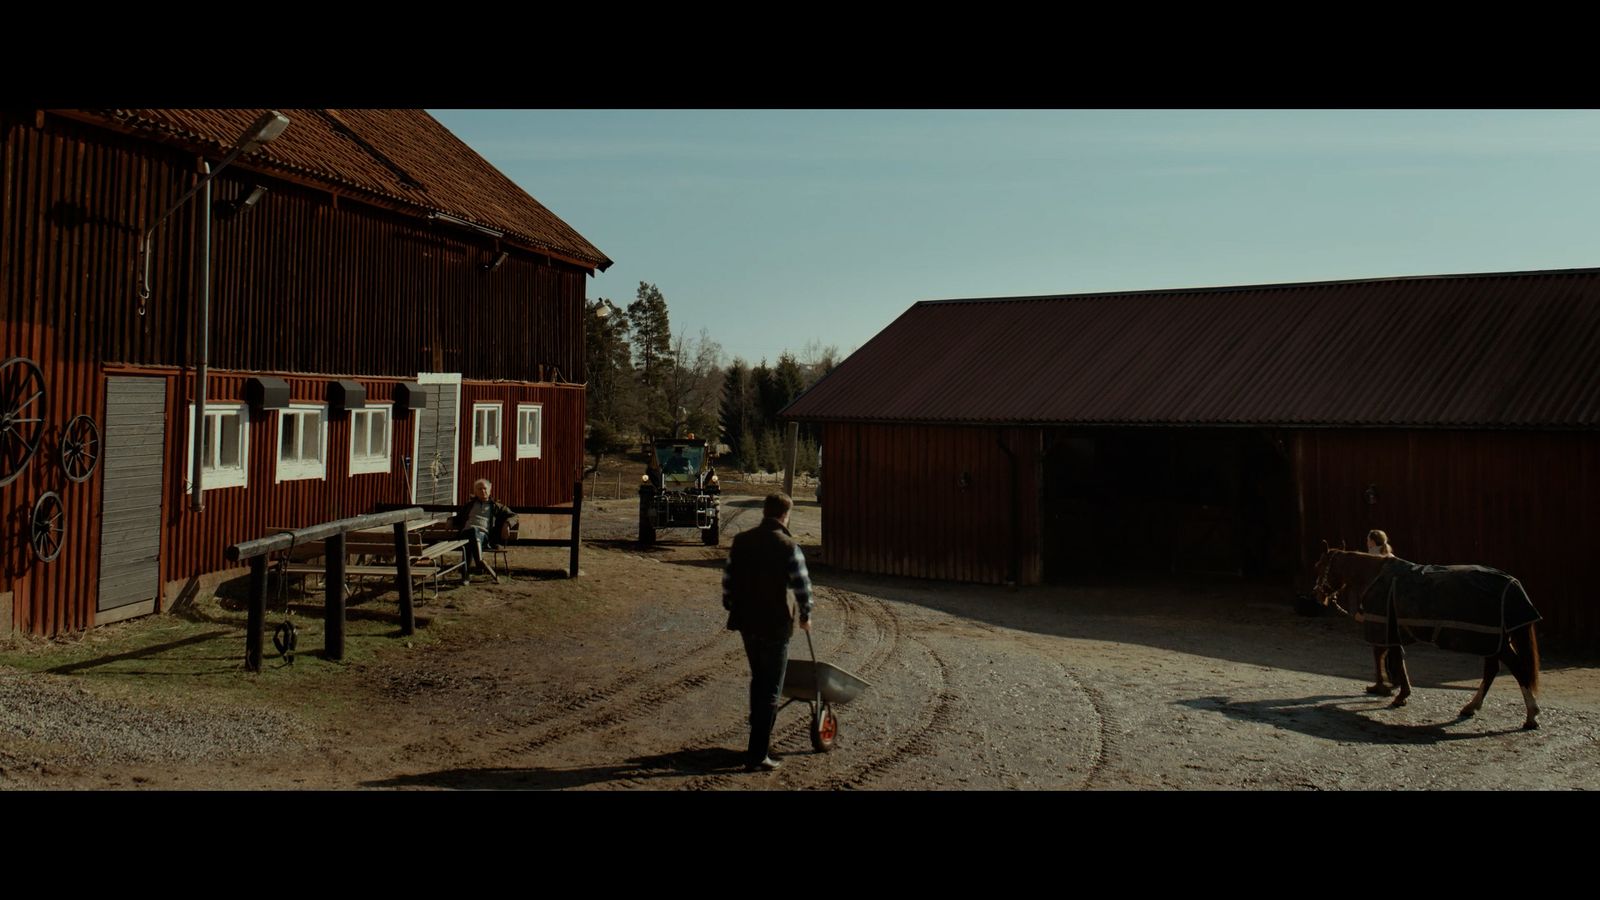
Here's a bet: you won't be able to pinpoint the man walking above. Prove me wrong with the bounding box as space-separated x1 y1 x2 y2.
722 493 813 772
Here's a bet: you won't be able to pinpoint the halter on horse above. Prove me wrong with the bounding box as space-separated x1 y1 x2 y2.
1311 544 1542 730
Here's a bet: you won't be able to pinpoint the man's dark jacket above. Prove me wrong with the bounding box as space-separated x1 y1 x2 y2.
725 518 802 641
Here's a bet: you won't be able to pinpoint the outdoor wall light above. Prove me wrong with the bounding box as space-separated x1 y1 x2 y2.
137 110 291 306
236 184 268 211
431 210 503 239
134 109 291 512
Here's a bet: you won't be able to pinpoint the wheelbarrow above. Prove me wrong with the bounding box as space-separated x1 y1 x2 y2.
780 629 871 752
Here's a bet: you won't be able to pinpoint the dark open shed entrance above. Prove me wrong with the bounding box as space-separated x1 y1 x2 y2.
1042 428 1297 582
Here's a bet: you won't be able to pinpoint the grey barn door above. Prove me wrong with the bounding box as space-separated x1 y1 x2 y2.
98 377 166 614
413 374 460 505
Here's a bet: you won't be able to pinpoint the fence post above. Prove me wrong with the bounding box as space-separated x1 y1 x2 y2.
783 421 799 497
325 532 346 659
394 522 415 636
569 479 584 578
246 556 267 673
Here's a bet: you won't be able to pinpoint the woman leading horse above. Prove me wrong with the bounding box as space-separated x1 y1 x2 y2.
1312 542 1541 730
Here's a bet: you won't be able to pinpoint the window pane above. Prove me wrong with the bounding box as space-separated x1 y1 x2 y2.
375 411 388 455
474 411 484 447
202 415 216 472
281 414 299 461
489 411 499 445
219 413 240 467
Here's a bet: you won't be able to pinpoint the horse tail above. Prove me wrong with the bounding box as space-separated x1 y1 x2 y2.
1522 623 1540 695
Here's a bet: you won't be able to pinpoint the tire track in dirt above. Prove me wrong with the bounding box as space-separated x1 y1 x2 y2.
483 581 880 788
675 589 924 791
717 501 757 536
960 619 1115 789
590 584 877 789
458 649 748 765
670 587 904 790
817 632 956 790
399 627 738 761
1022 639 1114 789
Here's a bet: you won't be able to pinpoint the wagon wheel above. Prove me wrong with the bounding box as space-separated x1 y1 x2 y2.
810 701 838 753
0 356 47 488
60 414 101 483
31 491 65 563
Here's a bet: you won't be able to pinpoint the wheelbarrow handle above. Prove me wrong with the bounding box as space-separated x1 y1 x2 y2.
804 622 822 706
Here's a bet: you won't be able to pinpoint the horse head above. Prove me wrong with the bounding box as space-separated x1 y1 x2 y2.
1311 544 1351 615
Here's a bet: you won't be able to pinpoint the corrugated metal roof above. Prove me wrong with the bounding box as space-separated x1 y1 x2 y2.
78 108 611 271
783 268 1600 429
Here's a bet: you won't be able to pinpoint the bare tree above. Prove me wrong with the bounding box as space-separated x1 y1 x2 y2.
797 338 842 387
660 328 725 439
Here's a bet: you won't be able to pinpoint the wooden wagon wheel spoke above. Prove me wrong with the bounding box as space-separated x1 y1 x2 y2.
30 491 66 563
60 414 102 482
0 357 47 488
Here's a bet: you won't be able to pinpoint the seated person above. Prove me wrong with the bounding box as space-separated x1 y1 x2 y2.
452 478 517 572
663 450 693 476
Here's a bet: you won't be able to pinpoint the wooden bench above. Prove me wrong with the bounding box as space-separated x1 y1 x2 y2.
413 539 470 585
379 486 583 579
270 523 461 599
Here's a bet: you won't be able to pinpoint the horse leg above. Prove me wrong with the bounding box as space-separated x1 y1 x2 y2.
1387 647 1411 708
1505 625 1541 730
1459 656 1497 719
1366 647 1393 695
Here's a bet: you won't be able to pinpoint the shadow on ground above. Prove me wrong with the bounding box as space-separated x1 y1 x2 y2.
360 746 748 789
809 565 1594 682
1176 694 1523 745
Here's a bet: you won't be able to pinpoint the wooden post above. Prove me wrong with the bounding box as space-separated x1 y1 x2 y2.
325 532 346 660
783 421 799 497
394 522 415 636
246 555 268 672
569 479 584 578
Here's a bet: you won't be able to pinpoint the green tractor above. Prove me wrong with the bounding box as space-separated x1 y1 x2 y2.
639 437 721 545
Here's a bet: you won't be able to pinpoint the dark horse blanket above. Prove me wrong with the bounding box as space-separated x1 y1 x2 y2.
1355 557 1540 656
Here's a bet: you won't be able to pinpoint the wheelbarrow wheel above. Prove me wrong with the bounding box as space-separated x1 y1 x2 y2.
810 702 838 752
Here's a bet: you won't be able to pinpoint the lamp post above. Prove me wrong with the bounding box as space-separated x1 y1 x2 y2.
592 298 622 427
137 110 290 511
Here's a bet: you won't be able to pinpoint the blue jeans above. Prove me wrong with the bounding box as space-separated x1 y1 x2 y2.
741 632 790 764
461 527 487 564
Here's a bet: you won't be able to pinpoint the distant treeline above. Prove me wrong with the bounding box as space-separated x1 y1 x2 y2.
584 281 835 474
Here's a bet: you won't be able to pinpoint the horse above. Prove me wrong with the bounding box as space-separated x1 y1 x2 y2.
1311 544 1542 730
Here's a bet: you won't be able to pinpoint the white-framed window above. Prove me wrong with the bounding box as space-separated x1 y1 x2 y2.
276 404 327 482
186 402 250 492
471 402 502 463
516 403 543 460
349 404 392 475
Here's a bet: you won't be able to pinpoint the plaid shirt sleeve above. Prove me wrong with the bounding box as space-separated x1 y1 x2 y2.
789 545 813 621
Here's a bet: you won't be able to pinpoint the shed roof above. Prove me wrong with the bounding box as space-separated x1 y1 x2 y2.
783 268 1600 429
72 108 610 271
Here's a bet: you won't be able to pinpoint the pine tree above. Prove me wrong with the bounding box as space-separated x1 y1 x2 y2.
627 281 672 435
719 359 753 466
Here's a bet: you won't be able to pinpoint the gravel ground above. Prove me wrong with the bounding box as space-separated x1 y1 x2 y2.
0 669 309 772
3 487 1597 790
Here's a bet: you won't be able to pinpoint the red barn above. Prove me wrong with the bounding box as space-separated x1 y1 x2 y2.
785 269 1600 648
1 108 609 634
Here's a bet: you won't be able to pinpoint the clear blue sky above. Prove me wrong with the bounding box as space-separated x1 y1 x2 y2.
431 109 1600 367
